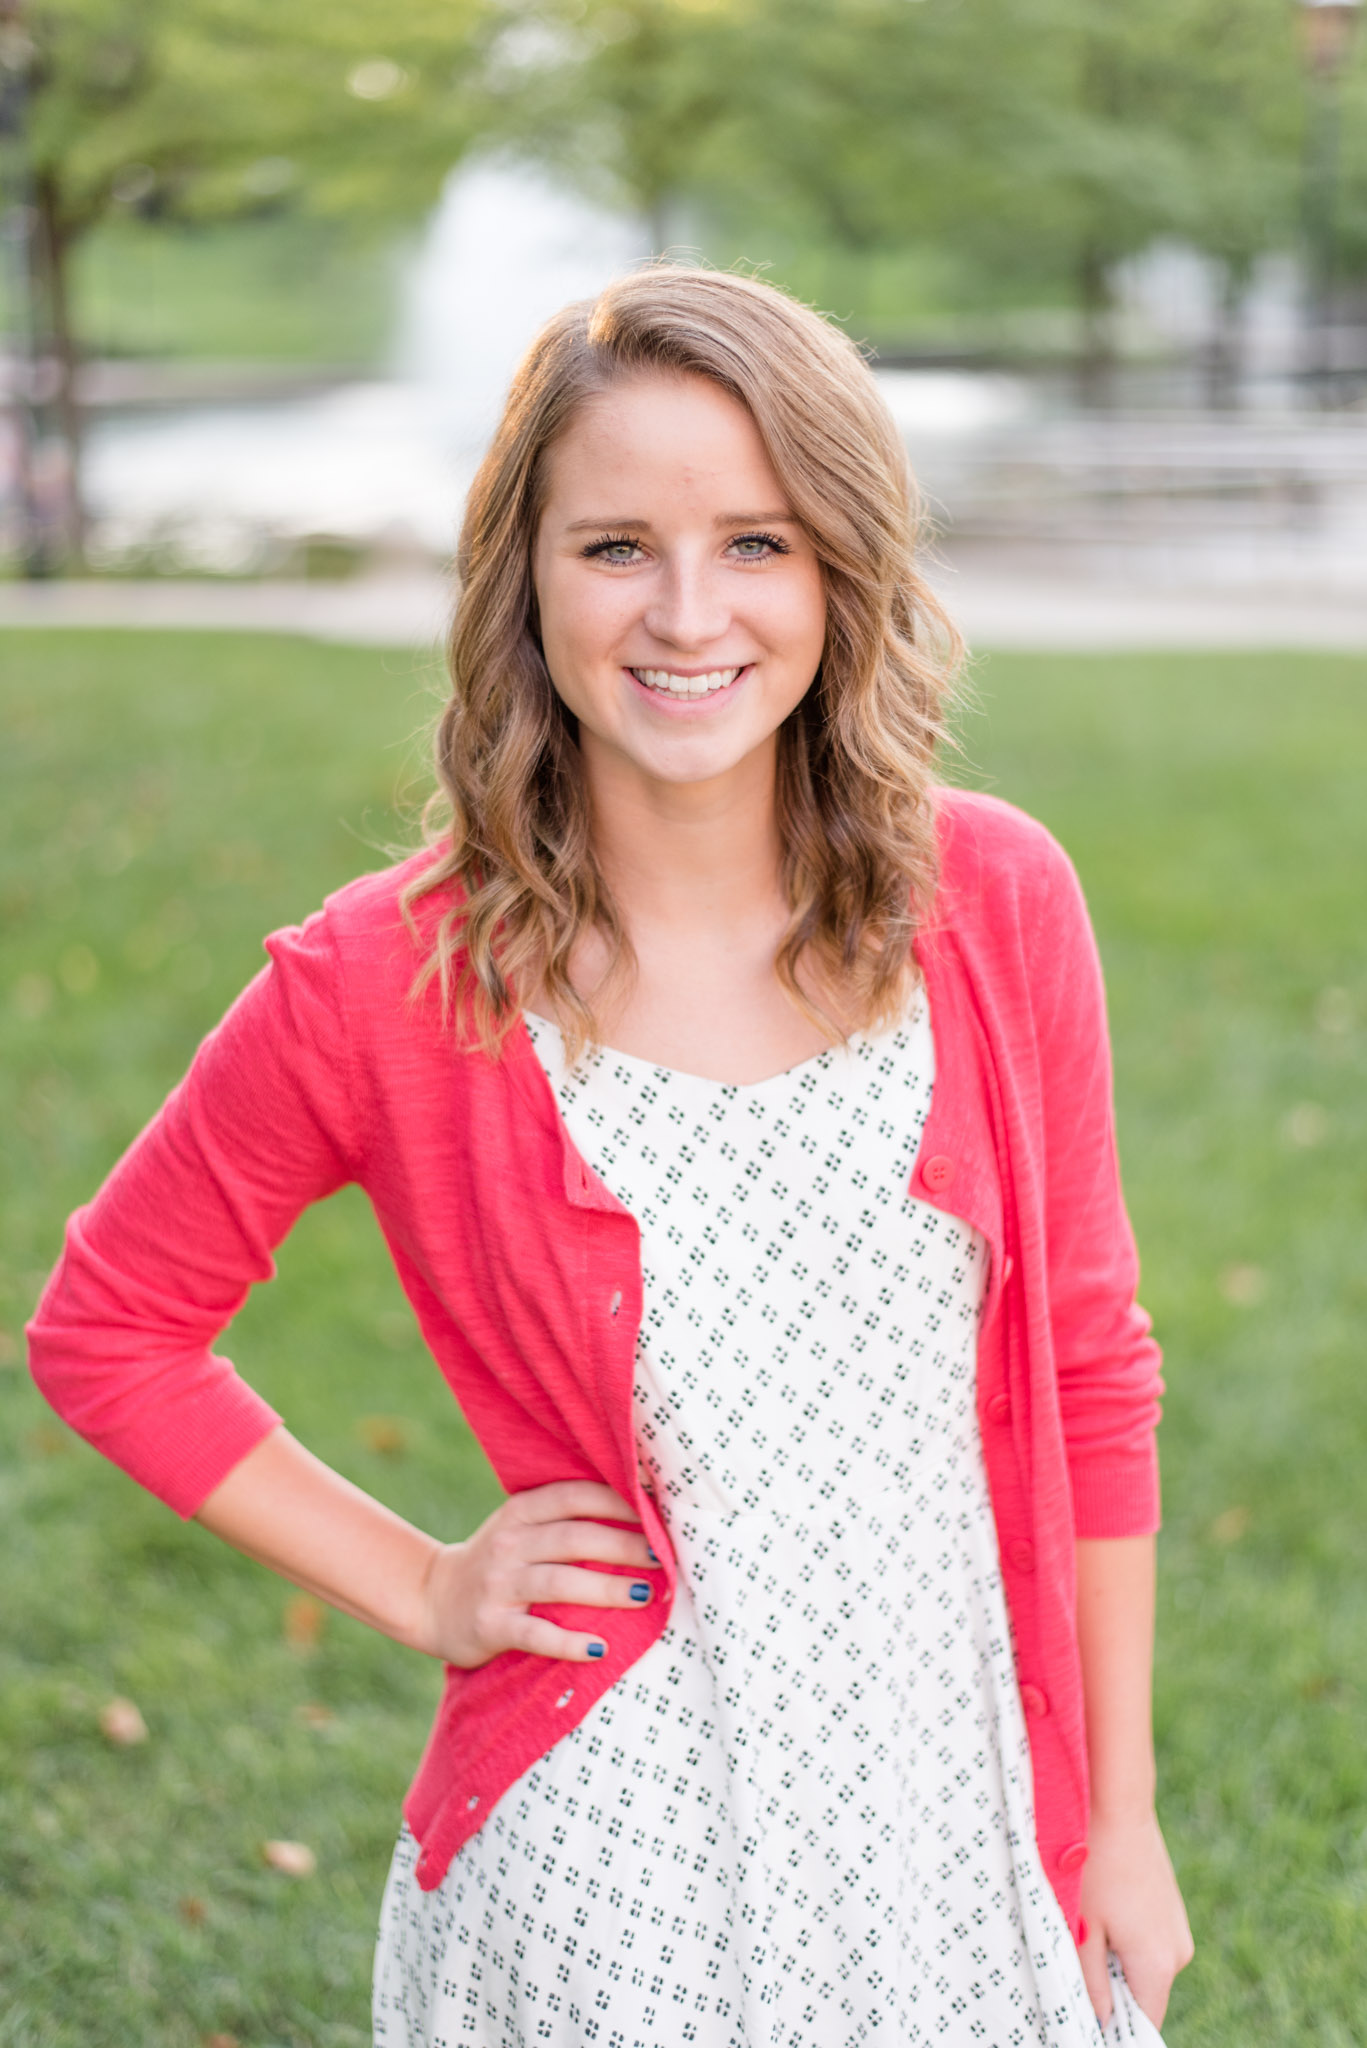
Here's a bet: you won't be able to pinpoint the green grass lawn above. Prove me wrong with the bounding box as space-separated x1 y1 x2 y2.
2 630 1365 2046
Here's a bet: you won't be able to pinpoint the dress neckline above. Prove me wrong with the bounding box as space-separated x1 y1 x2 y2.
521 997 924 1094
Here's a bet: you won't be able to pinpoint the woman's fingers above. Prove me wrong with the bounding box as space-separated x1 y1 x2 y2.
526 1562 654 1609
1076 1813 1193 2029
529 1517 656 1570
508 1481 641 1528
510 1613 613 1663
427 1481 661 1668
1077 1921 1113 2027
1116 1937 1190 2027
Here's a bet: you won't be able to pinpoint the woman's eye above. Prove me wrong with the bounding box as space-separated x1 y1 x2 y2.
584 536 643 564
727 531 789 560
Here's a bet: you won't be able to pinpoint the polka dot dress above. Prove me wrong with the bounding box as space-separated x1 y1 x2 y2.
373 998 1165 2048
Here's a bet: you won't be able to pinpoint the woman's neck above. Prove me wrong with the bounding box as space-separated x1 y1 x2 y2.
552 731 840 1082
583 730 787 944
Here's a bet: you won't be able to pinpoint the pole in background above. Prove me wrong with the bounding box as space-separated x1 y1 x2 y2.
0 0 50 576
1296 0 1363 402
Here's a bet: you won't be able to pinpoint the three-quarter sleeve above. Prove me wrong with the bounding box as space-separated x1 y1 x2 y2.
26 908 362 1517
1027 841 1164 1538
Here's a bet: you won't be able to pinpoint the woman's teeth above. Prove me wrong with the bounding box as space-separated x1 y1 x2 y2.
632 666 742 697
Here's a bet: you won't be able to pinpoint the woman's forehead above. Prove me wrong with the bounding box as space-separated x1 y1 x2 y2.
541 374 783 513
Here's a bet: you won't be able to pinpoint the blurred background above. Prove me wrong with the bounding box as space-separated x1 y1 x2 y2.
2 0 1367 621
3 7 1367 2048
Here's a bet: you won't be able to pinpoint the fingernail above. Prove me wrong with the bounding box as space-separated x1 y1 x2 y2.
629 1581 651 1603
587 1640 607 1659
646 1546 660 1565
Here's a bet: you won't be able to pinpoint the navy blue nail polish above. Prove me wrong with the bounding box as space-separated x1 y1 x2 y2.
646 1546 660 1565
587 1640 606 1659
629 1581 651 1603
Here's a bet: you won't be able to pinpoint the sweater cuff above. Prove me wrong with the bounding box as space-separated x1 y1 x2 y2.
137 1366 284 1519
28 1332 283 1521
1068 1448 1161 1538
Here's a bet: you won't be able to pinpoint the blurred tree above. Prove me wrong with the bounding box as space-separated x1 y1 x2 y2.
472 0 742 254
490 0 1317 394
1028 0 1305 395
708 0 1308 391
0 0 488 567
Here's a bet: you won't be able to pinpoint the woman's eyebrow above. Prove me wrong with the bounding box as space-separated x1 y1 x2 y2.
562 510 799 534
564 516 650 533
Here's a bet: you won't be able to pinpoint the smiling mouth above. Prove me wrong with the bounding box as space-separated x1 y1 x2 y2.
628 665 745 698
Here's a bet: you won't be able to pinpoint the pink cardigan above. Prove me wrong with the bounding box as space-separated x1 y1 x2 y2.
27 786 1162 1936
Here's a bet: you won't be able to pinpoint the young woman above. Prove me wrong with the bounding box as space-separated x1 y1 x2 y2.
29 267 1193 2046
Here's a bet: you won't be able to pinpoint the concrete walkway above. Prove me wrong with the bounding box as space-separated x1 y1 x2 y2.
2 567 1366 651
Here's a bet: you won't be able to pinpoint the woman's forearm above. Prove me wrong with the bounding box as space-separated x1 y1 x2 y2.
1074 1533 1157 1820
194 1429 657 1670
195 1425 444 1654
1073 1532 1192 2022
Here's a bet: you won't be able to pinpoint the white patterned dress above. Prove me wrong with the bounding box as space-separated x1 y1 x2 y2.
373 998 1165 2048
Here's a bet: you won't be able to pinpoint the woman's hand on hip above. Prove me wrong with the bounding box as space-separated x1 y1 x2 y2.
416 1481 658 1667
1078 1807 1194 2027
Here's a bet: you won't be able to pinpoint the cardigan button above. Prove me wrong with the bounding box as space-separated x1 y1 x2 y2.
922 1154 955 1192
1019 1683 1049 1718
985 1392 1011 1425
1008 1539 1036 1573
1002 1255 1015 1283
1058 1840 1089 1874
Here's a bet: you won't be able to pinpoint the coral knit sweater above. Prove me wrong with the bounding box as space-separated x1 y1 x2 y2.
28 786 1163 1938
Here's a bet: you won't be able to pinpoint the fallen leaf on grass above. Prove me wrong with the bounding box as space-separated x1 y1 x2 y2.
57 944 99 996
295 1700 335 1730
262 1838 316 1878
26 1422 72 1457
1219 1263 1266 1308
1210 1506 1251 1545
178 1895 208 1926
357 1414 409 1456
99 1696 149 1745
1300 1673 1343 1702
12 971 54 1021
283 1594 326 1650
1281 1102 1328 1149
1315 986 1353 1036
203 2035 239 2048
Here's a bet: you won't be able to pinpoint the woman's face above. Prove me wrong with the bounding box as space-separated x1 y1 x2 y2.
532 371 827 792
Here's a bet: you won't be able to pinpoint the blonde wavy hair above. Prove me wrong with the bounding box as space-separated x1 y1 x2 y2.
404 265 962 1060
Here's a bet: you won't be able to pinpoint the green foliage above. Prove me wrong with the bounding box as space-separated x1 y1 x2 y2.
2 628 1367 2039
69 214 400 365
15 0 489 242
473 0 741 240
10 0 1367 371
494 0 1365 319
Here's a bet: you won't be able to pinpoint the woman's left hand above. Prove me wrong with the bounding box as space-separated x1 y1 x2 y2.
1077 1809 1194 2028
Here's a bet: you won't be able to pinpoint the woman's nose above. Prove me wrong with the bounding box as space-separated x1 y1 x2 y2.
642 560 730 650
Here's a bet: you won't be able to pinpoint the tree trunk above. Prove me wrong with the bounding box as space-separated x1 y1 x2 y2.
32 169 85 568
0 196 47 577
1076 242 1116 410
1204 259 1246 411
